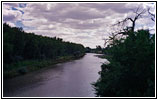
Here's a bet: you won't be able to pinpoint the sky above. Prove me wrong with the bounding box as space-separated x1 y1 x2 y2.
3 2 155 48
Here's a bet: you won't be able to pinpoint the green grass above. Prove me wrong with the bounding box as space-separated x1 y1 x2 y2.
3 54 85 79
95 54 107 59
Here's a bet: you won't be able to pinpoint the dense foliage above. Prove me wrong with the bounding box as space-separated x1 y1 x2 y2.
85 46 103 54
3 23 85 69
94 30 155 97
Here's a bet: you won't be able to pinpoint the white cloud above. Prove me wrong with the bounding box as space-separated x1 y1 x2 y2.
3 4 22 22
3 2 155 48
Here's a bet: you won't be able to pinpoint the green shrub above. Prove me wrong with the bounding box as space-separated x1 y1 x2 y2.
94 30 155 97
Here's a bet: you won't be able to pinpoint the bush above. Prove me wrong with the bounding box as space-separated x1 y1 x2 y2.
94 30 155 97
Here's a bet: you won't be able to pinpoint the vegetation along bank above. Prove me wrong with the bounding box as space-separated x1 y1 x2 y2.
3 23 85 79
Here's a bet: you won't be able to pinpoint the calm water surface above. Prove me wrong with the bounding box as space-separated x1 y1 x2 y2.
3 53 107 97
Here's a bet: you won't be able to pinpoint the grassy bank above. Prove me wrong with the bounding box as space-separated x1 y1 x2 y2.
4 54 85 79
95 54 107 59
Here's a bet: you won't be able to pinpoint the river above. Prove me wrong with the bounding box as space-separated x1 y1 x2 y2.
3 53 107 97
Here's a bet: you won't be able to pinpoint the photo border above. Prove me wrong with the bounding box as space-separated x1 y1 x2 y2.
1 0 157 99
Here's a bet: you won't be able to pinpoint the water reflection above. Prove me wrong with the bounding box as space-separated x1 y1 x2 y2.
3 53 106 97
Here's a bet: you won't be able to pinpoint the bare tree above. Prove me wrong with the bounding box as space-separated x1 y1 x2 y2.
148 7 155 22
113 6 146 33
104 7 150 47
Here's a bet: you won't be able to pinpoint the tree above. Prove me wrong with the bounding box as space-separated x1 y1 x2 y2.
3 23 85 66
94 7 155 97
103 7 148 48
148 8 155 22
114 7 146 34
96 45 102 51
94 30 155 97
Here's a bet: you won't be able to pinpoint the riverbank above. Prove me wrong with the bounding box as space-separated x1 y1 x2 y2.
4 53 105 97
95 54 106 59
3 54 85 79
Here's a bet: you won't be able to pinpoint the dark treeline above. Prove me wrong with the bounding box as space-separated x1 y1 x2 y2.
85 46 104 54
3 23 85 76
94 29 155 97
94 8 155 97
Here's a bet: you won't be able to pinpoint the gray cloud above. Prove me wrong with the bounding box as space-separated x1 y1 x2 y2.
3 14 16 21
76 35 91 39
61 9 105 20
3 3 155 48
4 3 19 7
63 20 102 29
23 3 106 22
80 3 130 13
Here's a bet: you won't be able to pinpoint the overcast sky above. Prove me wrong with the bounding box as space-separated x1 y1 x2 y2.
3 2 155 48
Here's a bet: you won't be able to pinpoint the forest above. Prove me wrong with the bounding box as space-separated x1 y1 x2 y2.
3 23 85 78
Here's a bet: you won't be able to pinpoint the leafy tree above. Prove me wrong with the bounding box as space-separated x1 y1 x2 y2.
96 45 102 51
94 30 155 97
3 23 85 68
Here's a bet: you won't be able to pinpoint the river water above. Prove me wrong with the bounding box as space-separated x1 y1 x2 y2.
3 53 106 97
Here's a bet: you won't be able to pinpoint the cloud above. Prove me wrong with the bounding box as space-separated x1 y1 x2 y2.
19 3 27 8
4 3 19 7
62 19 103 29
3 2 155 48
3 3 23 22
3 15 16 21
61 8 105 20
